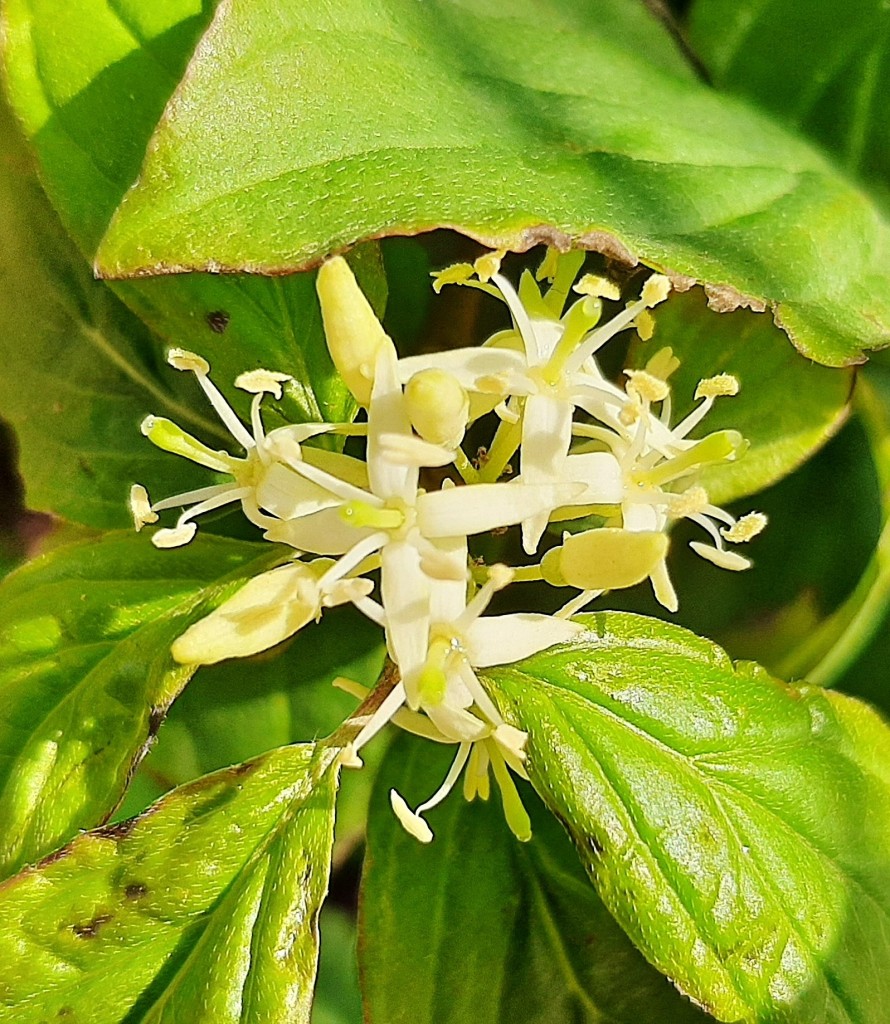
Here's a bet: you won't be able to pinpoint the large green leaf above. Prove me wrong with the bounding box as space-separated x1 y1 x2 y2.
92 0 890 366
0 530 283 879
1 0 386 434
630 287 852 505
0 742 339 1022
688 0 890 208
483 613 890 1023
360 733 708 1024
116 605 387 865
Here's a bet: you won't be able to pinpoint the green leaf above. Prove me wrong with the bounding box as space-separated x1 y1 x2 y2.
92 0 890 366
631 288 853 505
0 743 338 1023
483 612 890 1023
1 0 386 435
312 909 362 1024
0 94 227 528
688 0 890 208
776 364 890 685
116 605 387 865
0 530 283 879
360 733 709 1024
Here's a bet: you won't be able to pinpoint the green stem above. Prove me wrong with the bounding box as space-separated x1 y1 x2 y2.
478 408 522 483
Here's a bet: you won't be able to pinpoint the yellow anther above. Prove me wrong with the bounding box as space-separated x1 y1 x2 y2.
634 309 655 341
431 262 474 293
668 486 710 518
619 400 641 426
167 348 209 374
641 274 671 307
234 369 292 399
573 274 620 301
128 484 158 531
695 374 740 400
625 370 669 404
474 250 506 282
721 512 767 543
645 346 680 381
487 563 515 591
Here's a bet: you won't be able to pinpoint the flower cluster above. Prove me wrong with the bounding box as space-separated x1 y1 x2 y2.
131 249 765 842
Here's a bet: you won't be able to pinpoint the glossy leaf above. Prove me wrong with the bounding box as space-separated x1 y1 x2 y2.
360 732 708 1024
312 909 362 1024
116 605 387 865
0 743 339 1023
688 0 890 207
92 0 890 366
1 0 386 434
484 612 890 1023
630 287 852 505
0 530 283 879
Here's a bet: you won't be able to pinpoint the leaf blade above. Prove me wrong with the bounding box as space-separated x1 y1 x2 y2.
484 612 890 1023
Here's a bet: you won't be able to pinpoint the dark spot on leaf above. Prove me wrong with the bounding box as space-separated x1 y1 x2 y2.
72 913 113 939
206 310 230 333
57 1007 74 1018
124 882 149 901
148 705 166 738
586 834 604 857
77 457 96 479
97 817 139 840
230 760 256 778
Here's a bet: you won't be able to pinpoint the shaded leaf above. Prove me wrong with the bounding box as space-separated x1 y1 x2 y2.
0 743 338 1023
0 95 221 528
93 0 890 366
688 0 890 208
0 530 283 879
360 732 708 1024
1 0 386 436
630 287 852 505
777 363 890 684
312 909 362 1024
116 605 387 865
484 612 890 1023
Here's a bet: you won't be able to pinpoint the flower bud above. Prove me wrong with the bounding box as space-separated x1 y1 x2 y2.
404 368 470 448
541 528 668 591
316 256 395 406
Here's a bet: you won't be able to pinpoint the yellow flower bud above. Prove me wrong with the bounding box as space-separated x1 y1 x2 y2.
316 256 395 406
404 368 470 448
541 528 668 591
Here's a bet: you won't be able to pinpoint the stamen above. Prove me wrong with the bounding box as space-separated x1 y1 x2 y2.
721 512 767 543
625 370 669 404
350 681 408 754
151 522 198 549
573 274 620 300
641 274 671 307
690 541 752 571
695 374 740 399
416 742 473 814
234 369 292 399
488 742 532 842
140 415 234 474
167 348 209 374
474 250 505 282
129 484 158 531
390 790 434 843
668 486 710 518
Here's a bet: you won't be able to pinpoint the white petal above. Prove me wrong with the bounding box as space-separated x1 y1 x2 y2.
265 507 374 555
416 481 582 539
367 345 415 501
623 502 663 532
390 790 434 843
397 347 527 389
254 461 342 520
424 536 469 623
377 432 455 468
492 272 544 364
520 394 574 552
382 539 431 698
424 701 490 742
563 451 624 504
465 614 583 667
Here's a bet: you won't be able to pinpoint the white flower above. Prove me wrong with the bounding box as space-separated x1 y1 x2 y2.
133 350 363 548
403 250 671 553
